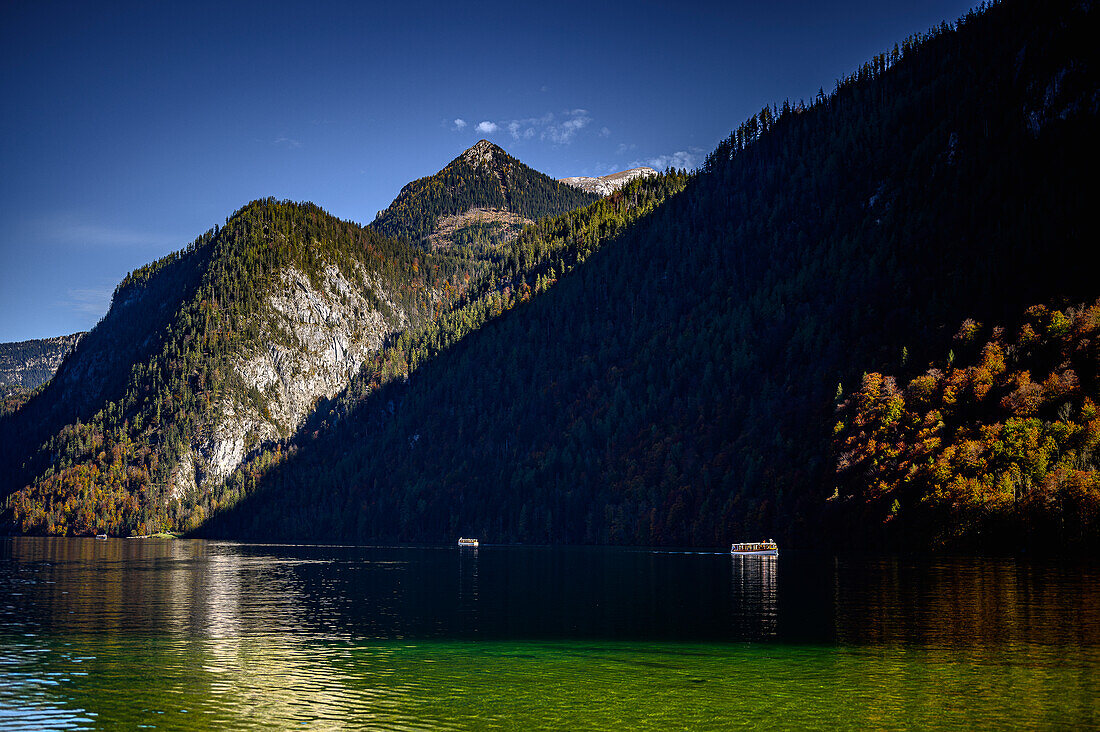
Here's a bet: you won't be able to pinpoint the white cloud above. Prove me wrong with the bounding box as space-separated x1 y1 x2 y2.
631 147 705 171
453 118 467 130
599 126 611 138
544 109 591 144
504 119 539 140
460 109 596 146
272 136 301 148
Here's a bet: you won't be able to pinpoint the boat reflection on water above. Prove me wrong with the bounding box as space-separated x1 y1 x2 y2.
730 552 778 639
456 542 480 633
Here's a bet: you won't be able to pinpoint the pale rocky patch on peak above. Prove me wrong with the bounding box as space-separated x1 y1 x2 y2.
461 139 503 167
429 208 532 250
560 167 658 196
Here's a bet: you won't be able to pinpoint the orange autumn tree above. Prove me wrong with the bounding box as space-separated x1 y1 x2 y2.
833 301 1100 550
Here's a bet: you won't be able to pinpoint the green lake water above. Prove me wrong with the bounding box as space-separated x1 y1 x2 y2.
2 539 1097 729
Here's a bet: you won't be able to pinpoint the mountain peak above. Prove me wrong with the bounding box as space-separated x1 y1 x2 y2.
371 139 598 248
461 139 506 167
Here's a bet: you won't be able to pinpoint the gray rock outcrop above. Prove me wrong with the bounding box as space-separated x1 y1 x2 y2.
170 261 406 499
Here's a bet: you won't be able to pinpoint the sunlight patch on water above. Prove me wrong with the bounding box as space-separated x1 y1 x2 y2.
1 636 1097 730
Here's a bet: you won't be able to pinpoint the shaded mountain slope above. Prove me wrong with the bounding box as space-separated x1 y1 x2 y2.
371 140 598 250
201 0 1098 551
196 172 689 536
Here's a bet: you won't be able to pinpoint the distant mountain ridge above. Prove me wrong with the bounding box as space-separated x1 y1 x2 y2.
371 140 597 250
0 333 85 389
559 167 658 196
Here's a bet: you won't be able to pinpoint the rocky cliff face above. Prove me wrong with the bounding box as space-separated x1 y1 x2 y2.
559 167 658 196
0 333 85 388
170 261 407 498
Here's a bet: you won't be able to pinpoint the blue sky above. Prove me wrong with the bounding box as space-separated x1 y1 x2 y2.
0 0 976 342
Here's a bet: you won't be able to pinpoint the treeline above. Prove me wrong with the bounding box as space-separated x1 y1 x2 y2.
834 301 1100 550
201 0 1097 551
372 142 597 246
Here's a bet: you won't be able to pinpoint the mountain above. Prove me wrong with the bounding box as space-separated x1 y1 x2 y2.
0 199 483 536
198 0 1098 552
560 168 658 196
0 333 85 389
371 140 598 250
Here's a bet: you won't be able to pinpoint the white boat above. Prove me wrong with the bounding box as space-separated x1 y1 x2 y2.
731 540 777 556
457 537 479 547
95 533 107 540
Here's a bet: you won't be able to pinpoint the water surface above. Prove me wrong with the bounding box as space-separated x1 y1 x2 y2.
1 539 1097 729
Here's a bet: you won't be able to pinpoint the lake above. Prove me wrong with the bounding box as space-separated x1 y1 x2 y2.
1 538 1097 729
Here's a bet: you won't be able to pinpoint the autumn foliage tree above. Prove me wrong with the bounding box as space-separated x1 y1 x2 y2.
834 301 1100 550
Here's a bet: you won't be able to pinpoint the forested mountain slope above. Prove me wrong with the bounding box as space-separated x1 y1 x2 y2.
0 200 479 536
202 0 1098 551
371 140 597 251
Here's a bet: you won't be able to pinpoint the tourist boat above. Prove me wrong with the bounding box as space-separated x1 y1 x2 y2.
730 540 778 556
95 533 107 540
457 537 479 547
